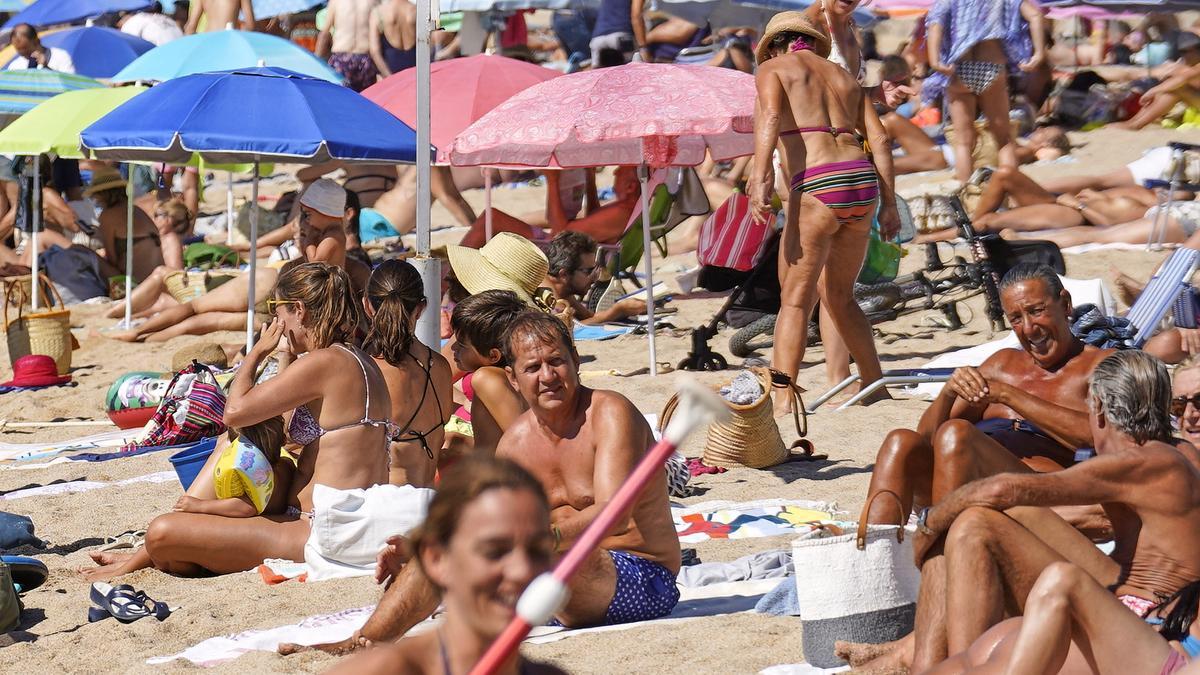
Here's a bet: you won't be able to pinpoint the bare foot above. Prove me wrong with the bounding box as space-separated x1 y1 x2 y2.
772 386 795 418
103 328 143 342
998 227 1021 241
88 550 134 566
851 635 913 674
80 554 139 581
279 635 370 656
1110 268 1143 307
836 639 902 667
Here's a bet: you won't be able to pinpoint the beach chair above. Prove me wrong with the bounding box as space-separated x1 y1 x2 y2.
1146 142 1200 250
1125 247 1200 347
805 368 958 413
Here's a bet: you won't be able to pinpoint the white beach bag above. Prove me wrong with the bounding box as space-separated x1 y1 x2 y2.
791 491 921 668
304 483 434 581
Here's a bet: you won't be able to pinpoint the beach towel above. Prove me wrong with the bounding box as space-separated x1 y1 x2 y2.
0 429 133 463
304 483 434 581
572 324 634 341
0 471 176 502
673 499 844 544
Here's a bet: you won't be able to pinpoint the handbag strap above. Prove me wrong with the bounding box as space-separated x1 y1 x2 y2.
764 368 808 439
856 489 906 550
658 392 681 436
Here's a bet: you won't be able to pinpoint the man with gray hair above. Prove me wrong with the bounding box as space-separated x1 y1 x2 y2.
852 351 1200 672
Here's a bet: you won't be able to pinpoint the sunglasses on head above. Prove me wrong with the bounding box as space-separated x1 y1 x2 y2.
1170 393 1200 417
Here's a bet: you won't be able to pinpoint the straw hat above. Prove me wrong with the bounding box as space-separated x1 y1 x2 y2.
84 166 126 196
171 343 229 373
755 11 831 64
299 178 346 218
446 233 549 304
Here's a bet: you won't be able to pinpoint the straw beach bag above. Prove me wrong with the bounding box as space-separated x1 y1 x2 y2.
660 368 819 469
164 271 209 304
791 490 921 668
4 277 75 375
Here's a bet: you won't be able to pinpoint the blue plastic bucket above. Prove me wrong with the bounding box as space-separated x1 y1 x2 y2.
167 437 219 490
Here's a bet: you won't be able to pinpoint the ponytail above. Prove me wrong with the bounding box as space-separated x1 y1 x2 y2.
364 260 425 367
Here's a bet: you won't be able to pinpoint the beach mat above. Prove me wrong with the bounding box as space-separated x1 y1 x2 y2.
0 471 176 502
0 429 134 463
673 499 843 544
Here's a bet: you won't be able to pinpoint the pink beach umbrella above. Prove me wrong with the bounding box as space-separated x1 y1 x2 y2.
361 55 561 240
449 63 755 376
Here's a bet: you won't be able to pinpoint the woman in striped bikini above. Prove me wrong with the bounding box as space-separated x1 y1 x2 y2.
750 11 899 415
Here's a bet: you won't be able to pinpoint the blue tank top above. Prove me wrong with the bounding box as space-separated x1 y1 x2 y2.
592 0 632 38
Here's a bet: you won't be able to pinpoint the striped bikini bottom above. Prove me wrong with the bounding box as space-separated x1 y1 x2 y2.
790 158 879 226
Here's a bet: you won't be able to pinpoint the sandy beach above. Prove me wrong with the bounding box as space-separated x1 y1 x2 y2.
0 124 1196 673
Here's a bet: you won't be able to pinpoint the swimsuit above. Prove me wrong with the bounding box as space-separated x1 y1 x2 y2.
975 417 1082 464
955 61 1003 96
379 28 416 74
392 348 445 460
287 344 396 447
1146 201 1200 238
328 52 379 92
1138 604 1200 673
788 157 880 226
604 550 680 625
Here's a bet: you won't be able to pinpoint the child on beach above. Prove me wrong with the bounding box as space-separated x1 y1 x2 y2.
174 416 292 518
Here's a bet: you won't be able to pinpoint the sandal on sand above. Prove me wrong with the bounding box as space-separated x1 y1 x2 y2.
88 583 171 624
99 530 146 552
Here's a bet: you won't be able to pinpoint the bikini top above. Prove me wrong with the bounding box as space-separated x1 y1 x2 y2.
393 347 445 460
287 344 394 447
780 126 857 138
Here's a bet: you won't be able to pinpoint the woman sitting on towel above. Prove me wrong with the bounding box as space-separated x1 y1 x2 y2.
327 456 565 675
363 259 454 487
135 262 393 576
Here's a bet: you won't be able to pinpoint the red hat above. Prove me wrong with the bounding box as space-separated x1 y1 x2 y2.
2 355 71 388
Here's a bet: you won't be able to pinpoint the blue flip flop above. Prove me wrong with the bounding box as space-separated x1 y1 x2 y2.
88 582 170 624
1 555 47 593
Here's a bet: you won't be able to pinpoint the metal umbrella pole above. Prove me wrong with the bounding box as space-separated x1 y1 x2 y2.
638 164 658 376
123 167 134 327
412 0 440 351
483 167 494 241
227 170 235 245
246 160 259 353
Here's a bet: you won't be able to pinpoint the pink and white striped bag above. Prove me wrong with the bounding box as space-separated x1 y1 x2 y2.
697 190 772 272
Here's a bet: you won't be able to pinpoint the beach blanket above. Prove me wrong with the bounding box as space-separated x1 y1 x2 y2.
149 578 778 666
2 441 183 471
673 499 844 544
0 429 133 463
0 471 176 502
1062 242 1174 255
573 324 634 341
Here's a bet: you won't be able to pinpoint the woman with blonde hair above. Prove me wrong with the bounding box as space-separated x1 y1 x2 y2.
152 197 191 270
138 262 395 575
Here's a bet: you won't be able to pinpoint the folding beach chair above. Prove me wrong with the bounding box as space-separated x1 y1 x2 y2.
1125 247 1200 347
1146 142 1200 251
805 368 958 413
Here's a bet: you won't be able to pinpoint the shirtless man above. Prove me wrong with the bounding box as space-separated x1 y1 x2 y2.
364 165 477 239
370 0 418 77
852 351 1200 673
863 264 1113 526
542 231 647 325
318 0 379 92
281 310 681 655
184 0 253 33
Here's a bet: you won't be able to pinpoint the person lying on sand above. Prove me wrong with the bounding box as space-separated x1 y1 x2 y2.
457 167 640 249
83 417 291 580
284 311 681 655
844 351 1200 674
1001 194 1200 249
103 263 392 576
861 264 1113 528
541 231 647 325
326 457 566 675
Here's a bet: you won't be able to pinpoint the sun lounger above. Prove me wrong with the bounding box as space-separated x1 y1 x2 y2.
1125 247 1200 347
1146 142 1200 250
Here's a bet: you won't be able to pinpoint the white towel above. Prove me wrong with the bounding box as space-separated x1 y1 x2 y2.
303 483 434 581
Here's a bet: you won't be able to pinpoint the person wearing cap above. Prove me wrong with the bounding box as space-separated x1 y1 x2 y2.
1115 32 1200 130
90 166 166 283
749 12 897 415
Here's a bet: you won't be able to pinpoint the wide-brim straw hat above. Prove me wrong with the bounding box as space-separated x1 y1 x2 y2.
84 166 127 196
755 11 832 64
446 232 549 304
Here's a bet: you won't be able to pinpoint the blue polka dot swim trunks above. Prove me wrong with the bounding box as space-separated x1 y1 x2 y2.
604 550 680 625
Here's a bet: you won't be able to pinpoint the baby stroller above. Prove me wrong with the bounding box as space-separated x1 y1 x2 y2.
678 198 1065 371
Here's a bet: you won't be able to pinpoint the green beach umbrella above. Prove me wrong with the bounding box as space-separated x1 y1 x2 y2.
0 85 147 158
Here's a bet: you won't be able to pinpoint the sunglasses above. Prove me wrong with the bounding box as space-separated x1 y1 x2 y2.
1170 393 1200 417
265 298 298 313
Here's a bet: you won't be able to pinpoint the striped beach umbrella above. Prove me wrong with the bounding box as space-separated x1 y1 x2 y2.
0 69 103 116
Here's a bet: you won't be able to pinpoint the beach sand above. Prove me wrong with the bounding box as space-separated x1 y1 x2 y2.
1 125 1195 673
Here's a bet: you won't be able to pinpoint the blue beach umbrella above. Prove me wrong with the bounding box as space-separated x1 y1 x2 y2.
3 0 152 29
0 68 102 115
4 26 155 79
253 0 325 17
82 67 423 349
112 30 342 84
0 1 32 12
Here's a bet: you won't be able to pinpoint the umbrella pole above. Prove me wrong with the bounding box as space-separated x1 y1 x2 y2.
124 170 134 328
413 0 440 350
638 165 657 377
30 157 40 311
247 161 259 354
483 168 493 241
227 170 235 246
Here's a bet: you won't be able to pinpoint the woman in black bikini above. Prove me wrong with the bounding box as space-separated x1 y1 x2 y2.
89 165 165 282
364 259 454 487
328 456 565 675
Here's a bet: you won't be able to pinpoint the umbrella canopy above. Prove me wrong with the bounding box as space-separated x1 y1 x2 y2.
0 1 32 11
440 0 595 9
656 0 875 31
0 69 102 116
253 0 324 17
0 85 146 157
82 66 422 164
3 0 152 29
449 62 754 168
5 26 155 79
112 30 343 84
1041 0 1200 9
362 54 560 163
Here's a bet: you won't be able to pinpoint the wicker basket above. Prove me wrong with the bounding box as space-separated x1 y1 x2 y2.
164 270 209 304
1 273 54 311
660 368 820 469
4 279 74 375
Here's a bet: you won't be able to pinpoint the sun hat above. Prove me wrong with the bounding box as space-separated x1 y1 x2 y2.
446 232 549 304
1 354 71 388
84 166 127 197
171 343 229 373
298 178 346 218
755 11 832 64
